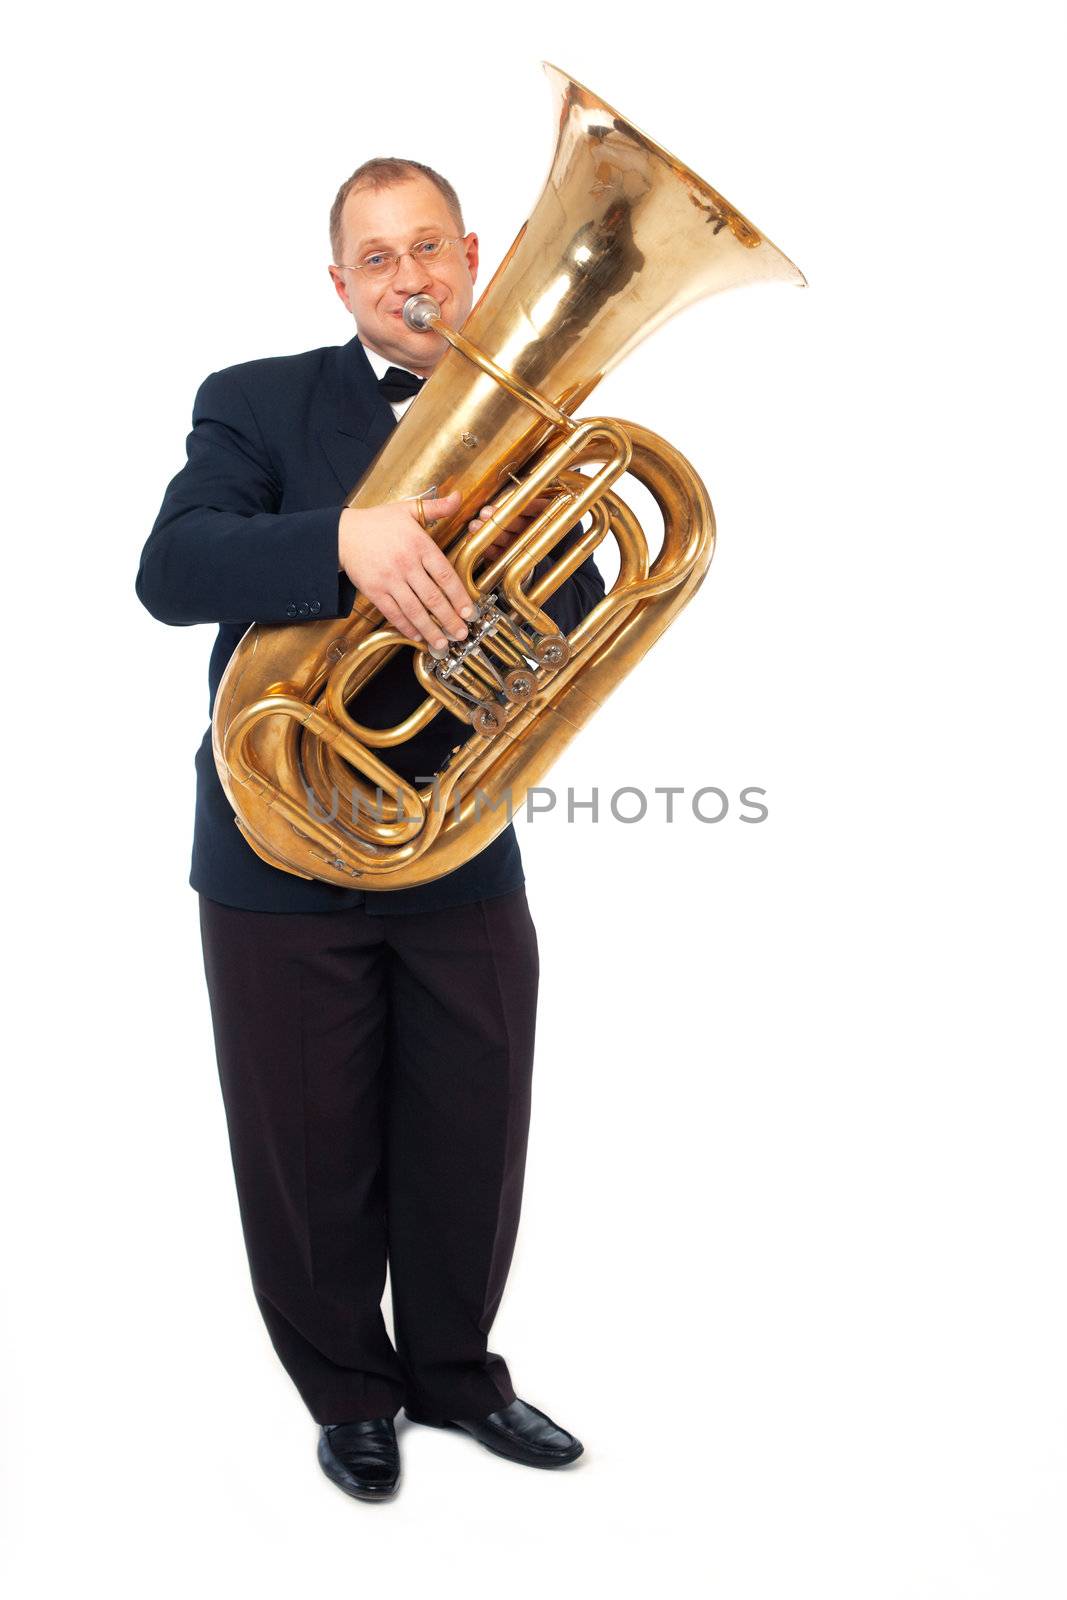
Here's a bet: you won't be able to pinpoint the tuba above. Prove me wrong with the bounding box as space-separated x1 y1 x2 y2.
212 64 805 889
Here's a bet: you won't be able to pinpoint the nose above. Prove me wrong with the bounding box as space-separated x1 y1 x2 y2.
393 248 433 294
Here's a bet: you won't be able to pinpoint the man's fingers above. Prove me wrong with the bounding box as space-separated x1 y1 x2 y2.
377 593 425 645
408 567 469 641
395 583 451 653
409 490 461 527
420 544 475 619
469 494 554 536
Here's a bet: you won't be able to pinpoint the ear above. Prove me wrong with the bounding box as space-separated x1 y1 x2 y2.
328 264 353 314
464 232 479 286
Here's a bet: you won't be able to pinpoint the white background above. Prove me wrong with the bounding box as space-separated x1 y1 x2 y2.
3 1 1064 1595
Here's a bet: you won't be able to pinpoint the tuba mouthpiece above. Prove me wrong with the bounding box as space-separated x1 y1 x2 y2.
403 294 441 331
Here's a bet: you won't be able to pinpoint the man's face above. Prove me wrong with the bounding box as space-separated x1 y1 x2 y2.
328 176 479 376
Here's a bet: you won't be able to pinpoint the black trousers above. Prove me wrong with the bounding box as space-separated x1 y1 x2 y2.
197 886 539 1425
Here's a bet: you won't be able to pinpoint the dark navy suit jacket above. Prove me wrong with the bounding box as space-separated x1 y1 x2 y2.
137 333 605 914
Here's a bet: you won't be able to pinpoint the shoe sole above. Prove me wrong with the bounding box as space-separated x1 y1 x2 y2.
320 1466 400 1501
403 1410 583 1469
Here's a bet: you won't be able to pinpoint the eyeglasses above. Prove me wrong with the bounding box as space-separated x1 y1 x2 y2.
334 237 465 281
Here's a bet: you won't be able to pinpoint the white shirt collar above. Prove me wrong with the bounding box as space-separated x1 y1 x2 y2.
358 338 421 381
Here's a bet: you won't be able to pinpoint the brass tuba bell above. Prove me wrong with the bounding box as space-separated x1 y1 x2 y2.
211 63 806 889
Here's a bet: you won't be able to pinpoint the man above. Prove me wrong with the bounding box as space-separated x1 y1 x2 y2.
136 156 604 1502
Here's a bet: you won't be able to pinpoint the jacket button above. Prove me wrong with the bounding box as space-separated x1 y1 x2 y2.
298 602 310 617
285 602 297 617
310 599 321 614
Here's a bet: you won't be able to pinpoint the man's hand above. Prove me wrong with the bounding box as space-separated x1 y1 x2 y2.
468 495 555 563
338 491 473 652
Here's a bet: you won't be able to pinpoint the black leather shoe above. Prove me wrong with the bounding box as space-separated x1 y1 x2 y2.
403 1397 583 1468
317 1417 400 1500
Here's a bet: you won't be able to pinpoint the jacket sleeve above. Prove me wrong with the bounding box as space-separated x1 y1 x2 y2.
136 367 344 626
137 362 606 633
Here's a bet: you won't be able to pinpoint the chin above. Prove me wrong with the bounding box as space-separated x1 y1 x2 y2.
403 331 448 359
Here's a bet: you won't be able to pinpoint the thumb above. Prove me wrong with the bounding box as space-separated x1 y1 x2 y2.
408 488 460 514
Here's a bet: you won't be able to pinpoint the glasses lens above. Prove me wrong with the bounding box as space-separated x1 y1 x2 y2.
361 252 398 277
355 239 453 276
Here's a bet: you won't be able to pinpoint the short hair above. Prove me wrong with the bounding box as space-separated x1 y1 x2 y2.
329 157 465 264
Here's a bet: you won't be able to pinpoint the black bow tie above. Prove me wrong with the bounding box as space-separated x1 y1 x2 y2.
378 366 426 403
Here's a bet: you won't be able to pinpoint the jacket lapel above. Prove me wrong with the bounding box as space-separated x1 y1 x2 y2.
317 334 398 495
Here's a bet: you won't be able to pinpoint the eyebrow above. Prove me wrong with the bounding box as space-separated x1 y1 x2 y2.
355 226 450 252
